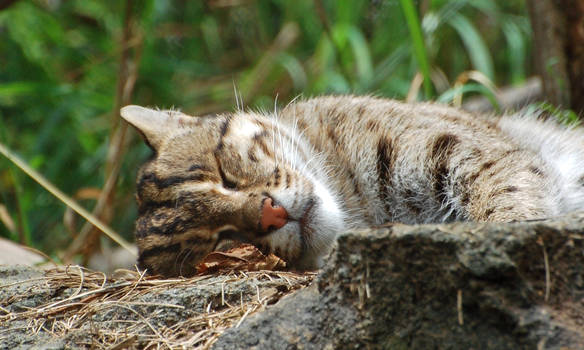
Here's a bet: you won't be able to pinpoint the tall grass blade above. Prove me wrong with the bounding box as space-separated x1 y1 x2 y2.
399 0 433 98
438 83 499 110
452 70 499 108
448 14 494 80
0 142 136 257
346 26 373 87
432 0 468 27
465 0 499 15
276 53 308 89
368 45 409 90
502 19 526 84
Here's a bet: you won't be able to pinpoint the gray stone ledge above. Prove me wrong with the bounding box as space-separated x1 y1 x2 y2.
2 213 584 349
214 213 584 349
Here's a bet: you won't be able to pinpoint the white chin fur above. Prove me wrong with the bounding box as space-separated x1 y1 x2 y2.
302 178 344 266
291 177 345 269
259 176 345 270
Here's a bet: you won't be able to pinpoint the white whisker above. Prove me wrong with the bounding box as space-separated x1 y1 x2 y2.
232 80 241 111
291 115 300 170
178 249 193 276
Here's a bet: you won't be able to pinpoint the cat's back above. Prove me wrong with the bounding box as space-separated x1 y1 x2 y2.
281 95 507 155
280 95 584 223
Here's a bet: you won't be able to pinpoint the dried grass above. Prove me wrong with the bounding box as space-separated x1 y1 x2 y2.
0 266 316 349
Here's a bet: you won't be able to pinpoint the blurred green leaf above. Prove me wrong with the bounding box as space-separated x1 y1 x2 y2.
502 19 526 84
448 14 494 79
466 0 500 15
276 53 308 90
346 26 373 87
3 2 66 77
201 17 224 57
438 82 499 111
0 82 42 106
531 102 581 126
399 0 433 98
368 45 410 91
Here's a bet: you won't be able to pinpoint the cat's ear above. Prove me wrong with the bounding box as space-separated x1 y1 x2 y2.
120 105 192 150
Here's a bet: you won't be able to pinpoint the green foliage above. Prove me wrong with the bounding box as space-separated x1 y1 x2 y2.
400 0 433 98
437 83 499 110
527 102 581 126
0 0 532 257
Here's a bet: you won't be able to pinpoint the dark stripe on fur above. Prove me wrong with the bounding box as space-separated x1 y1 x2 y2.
273 166 281 186
529 166 544 177
216 115 232 151
138 172 208 190
215 155 238 189
220 115 231 137
248 149 258 162
185 236 218 246
188 164 210 172
136 196 190 215
429 134 460 205
402 188 422 215
463 157 509 191
346 168 362 196
376 136 395 217
255 137 272 157
135 199 218 238
136 216 200 237
367 119 381 132
357 105 366 118
502 148 521 157
480 161 495 172
253 130 268 141
326 106 338 120
139 243 181 262
249 130 270 160
327 127 339 145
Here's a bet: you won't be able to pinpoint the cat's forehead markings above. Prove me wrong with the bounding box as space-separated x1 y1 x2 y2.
174 181 233 196
230 117 262 139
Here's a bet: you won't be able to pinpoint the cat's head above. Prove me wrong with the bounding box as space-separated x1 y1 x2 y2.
121 105 344 276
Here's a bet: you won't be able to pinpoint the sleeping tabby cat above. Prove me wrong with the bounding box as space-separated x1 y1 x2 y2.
121 95 584 277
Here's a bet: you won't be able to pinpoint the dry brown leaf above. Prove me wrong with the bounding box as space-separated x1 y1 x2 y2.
195 244 286 275
74 187 102 200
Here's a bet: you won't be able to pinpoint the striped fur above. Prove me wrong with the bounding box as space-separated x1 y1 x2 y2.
121 96 584 276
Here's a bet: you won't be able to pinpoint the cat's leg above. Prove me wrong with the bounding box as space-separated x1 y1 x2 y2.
424 133 553 223
448 154 553 222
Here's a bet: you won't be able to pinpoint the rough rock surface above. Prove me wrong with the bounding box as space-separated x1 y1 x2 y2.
2 213 584 349
215 213 584 349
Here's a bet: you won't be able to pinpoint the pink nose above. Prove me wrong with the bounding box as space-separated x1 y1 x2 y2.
261 197 288 231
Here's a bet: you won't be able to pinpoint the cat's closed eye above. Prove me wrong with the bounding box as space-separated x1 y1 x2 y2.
214 156 238 189
221 173 238 189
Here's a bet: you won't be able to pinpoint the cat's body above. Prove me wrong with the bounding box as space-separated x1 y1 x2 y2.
121 95 584 277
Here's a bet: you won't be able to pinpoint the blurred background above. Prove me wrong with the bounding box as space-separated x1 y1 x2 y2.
0 0 551 267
